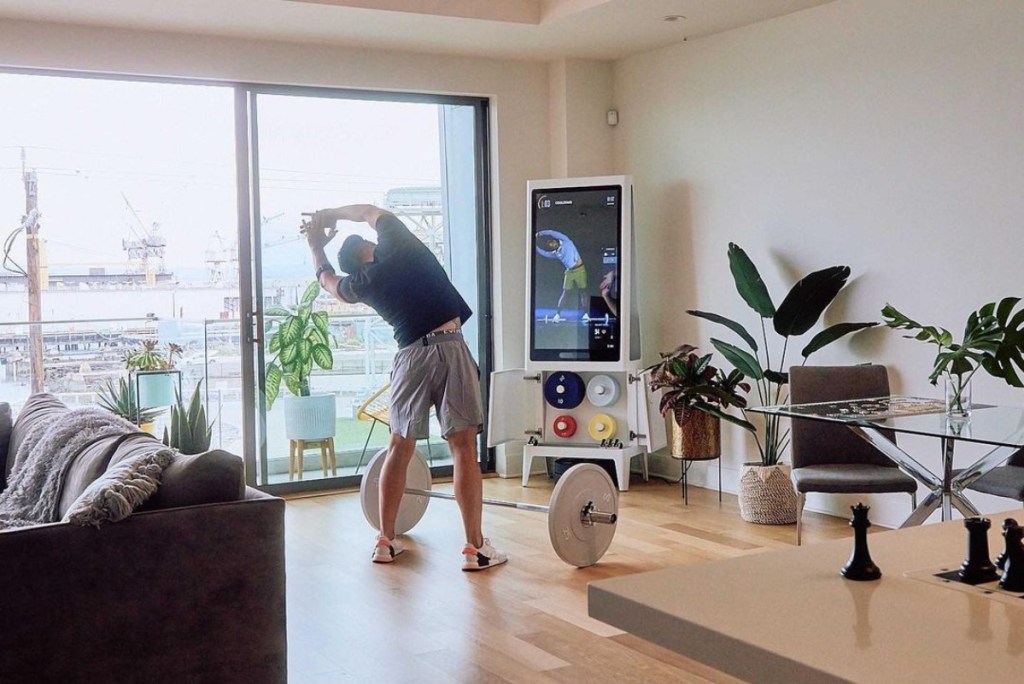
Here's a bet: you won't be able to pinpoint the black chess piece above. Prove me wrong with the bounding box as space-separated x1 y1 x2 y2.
958 517 999 585
996 518 1017 571
841 503 881 581
998 520 1024 593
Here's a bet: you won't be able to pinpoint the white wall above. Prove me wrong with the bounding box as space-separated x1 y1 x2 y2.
548 58 615 178
614 0 1024 526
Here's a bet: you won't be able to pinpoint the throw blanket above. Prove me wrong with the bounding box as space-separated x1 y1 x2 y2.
0 408 140 529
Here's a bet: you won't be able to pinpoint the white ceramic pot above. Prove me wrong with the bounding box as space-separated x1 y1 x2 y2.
282 394 337 441
135 371 176 409
738 463 798 525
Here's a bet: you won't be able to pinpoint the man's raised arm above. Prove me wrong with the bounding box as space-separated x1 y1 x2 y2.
316 204 392 231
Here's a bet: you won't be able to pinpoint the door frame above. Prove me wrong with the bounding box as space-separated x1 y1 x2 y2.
235 83 494 494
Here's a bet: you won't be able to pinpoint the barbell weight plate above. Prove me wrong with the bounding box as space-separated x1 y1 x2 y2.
586 374 620 408
548 463 618 567
552 414 578 438
543 371 586 409
587 413 617 441
360 447 431 535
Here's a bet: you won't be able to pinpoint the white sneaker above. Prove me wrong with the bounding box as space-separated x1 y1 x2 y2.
462 538 508 572
371 534 405 564
551 313 563 323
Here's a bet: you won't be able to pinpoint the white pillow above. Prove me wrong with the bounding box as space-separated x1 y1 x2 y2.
63 449 174 527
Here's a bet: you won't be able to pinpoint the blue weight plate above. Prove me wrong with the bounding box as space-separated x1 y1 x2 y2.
543 371 586 409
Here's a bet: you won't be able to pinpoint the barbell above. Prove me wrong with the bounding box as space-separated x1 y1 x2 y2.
359 447 619 567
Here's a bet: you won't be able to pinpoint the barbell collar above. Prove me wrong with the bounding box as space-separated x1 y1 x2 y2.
584 511 618 526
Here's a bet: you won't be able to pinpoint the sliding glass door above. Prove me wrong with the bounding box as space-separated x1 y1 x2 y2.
0 69 491 496
240 87 491 493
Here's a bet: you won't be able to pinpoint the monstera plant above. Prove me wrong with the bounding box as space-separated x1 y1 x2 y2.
882 297 1024 413
688 243 878 467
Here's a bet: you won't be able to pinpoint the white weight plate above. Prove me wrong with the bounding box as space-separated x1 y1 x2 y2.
586 374 620 407
547 463 618 567
360 447 431 535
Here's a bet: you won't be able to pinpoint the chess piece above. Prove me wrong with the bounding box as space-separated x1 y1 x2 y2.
996 518 1017 571
998 520 1024 593
841 503 881 581
958 517 999 585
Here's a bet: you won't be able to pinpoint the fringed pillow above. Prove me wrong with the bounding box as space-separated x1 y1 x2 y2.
63 448 175 527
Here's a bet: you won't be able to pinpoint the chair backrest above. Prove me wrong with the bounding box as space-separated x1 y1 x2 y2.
789 365 898 469
1007 448 1024 468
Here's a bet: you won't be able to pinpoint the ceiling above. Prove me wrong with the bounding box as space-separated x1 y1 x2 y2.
0 0 834 61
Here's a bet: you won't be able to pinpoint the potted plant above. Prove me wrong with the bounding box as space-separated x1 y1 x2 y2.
645 344 755 460
162 380 214 455
688 243 878 524
124 340 183 410
882 297 1024 418
264 281 336 441
96 377 164 431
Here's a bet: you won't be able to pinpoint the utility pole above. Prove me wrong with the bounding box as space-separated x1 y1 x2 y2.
22 148 44 393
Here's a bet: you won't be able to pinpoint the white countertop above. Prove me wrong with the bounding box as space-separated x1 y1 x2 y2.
589 511 1024 683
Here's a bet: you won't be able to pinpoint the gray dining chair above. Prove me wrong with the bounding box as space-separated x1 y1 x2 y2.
789 365 918 545
960 450 1024 506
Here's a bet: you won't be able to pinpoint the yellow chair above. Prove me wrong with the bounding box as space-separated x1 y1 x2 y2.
354 382 434 473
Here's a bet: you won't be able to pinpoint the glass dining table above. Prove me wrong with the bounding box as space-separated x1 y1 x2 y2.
751 396 1024 526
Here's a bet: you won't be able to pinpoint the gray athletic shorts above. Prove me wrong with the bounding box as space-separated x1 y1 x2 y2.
389 331 484 440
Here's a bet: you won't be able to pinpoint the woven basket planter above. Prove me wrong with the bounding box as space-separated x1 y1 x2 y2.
738 463 797 525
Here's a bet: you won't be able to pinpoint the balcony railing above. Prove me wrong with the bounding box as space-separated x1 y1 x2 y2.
0 313 450 483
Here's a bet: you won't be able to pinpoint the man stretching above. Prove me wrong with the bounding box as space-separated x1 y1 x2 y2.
535 229 587 322
303 204 506 571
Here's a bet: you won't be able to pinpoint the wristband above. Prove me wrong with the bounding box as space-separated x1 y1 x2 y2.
315 263 336 280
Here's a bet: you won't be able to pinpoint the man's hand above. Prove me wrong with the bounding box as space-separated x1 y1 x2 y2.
301 210 339 249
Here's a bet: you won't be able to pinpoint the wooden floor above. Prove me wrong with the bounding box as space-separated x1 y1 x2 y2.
283 474 855 683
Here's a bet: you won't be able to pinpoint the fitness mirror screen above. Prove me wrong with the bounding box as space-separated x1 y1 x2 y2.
530 185 621 362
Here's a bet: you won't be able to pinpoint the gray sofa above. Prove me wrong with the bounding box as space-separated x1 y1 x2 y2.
0 393 287 684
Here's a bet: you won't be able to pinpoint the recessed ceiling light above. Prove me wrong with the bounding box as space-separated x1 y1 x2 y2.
663 15 686 22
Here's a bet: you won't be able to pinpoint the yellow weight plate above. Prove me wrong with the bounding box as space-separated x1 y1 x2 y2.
587 413 617 441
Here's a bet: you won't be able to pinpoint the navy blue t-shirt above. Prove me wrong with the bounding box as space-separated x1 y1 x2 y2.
337 214 472 347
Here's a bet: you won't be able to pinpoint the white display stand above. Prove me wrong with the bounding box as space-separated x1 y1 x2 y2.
488 176 665 491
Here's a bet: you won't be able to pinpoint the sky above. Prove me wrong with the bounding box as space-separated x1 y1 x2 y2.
0 72 443 279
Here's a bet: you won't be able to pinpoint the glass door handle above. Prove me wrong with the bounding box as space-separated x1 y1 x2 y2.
245 310 262 344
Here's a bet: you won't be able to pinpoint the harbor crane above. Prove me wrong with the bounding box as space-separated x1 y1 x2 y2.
120 193 166 284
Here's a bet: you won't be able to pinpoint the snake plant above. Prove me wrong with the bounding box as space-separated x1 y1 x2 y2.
96 377 164 425
162 380 214 454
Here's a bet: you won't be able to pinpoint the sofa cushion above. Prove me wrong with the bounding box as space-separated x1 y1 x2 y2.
107 431 168 468
56 434 132 519
0 403 11 492
63 448 174 527
6 393 70 481
140 449 246 511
